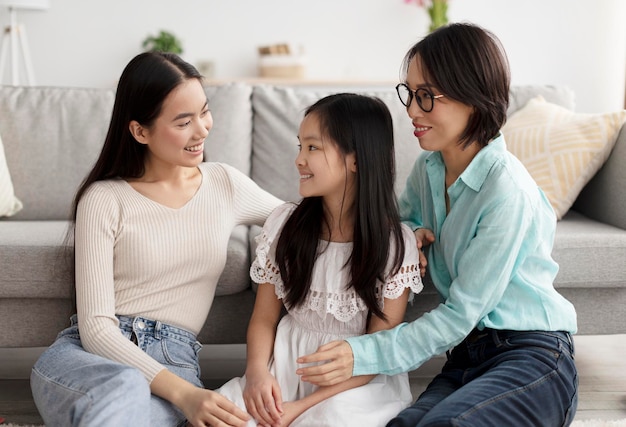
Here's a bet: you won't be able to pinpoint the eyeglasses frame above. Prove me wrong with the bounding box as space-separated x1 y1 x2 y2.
395 83 445 113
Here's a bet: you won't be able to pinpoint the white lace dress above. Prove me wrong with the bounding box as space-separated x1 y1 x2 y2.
217 203 424 427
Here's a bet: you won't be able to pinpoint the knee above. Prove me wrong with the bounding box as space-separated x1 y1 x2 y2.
386 405 427 427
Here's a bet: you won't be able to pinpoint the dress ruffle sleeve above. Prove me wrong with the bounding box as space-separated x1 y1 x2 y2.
383 224 424 300
249 203 296 294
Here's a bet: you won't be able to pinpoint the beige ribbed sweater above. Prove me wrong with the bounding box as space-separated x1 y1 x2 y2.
74 162 282 382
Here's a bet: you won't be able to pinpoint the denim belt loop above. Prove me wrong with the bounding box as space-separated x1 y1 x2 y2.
491 329 505 347
154 320 163 340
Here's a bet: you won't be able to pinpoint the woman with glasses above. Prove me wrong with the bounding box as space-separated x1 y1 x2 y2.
296 23 579 427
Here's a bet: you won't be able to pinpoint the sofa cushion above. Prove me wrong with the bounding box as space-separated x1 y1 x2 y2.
0 221 73 299
250 85 422 203
507 85 575 116
0 86 115 221
503 96 626 219
0 132 22 217
203 83 254 176
552 210 626 289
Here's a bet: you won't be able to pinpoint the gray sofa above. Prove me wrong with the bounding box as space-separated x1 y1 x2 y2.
1 83 625 353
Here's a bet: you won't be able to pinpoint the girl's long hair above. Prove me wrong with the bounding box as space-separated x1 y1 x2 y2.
275 93 405 319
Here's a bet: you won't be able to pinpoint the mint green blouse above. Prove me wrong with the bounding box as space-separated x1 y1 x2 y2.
346 135 577 376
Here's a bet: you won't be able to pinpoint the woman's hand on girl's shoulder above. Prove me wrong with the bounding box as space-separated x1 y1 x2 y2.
414 228 435 277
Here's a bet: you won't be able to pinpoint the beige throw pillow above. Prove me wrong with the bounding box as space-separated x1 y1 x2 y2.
502 96 626 219
0 132 23 217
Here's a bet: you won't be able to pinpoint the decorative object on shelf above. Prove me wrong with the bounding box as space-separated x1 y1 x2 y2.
257 43 306 79
141 30 183 54
404 0 448 33
0 0 50 86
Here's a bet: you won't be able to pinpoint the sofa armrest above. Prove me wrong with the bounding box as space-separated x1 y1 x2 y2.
573 123 626 230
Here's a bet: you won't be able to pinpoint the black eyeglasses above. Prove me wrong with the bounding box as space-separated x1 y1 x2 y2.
395 83 445 113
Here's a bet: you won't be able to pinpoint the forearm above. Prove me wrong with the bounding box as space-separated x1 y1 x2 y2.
245 321 276 374
151 368 196 408
294 374 375 416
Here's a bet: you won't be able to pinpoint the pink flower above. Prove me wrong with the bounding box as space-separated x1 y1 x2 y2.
404 0 427 5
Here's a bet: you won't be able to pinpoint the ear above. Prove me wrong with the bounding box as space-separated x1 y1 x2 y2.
348 153 357 173
129 120 149 145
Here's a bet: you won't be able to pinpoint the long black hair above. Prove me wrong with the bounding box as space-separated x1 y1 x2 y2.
402 22 511 148
71 51 203 221
275 93 405 320
64 52 203 310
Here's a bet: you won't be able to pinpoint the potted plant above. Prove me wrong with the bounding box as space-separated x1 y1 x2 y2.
142 30 183 54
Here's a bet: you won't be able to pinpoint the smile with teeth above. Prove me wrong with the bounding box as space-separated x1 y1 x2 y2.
414 126 430 132
300 174 313 180
184 142 204 152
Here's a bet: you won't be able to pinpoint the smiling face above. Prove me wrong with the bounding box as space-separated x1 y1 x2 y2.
296 112 357 205
130 78 212 170
405 56 474 155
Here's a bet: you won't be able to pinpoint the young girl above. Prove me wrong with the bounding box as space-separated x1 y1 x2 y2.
217 93 424 427
297 23 578 427
30 52 282 427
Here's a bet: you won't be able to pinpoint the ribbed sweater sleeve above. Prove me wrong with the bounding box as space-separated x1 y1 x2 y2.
74 162 282 382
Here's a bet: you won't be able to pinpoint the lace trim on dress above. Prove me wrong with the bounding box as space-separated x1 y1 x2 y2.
275 281 369 323
384 263 424 299
250 229 282 285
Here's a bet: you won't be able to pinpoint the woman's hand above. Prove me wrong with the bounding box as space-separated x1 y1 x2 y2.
243 369 283 426
152 369 249 427
180 387 250 427
295 340 354 387
414 228 435 277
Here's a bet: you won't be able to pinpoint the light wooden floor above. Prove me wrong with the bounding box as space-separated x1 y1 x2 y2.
0 335 624 425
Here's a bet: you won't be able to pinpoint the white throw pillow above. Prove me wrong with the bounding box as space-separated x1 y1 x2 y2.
502 96 626 219
0 132 23 217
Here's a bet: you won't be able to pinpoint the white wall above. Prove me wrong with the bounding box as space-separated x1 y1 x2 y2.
0 0 624 113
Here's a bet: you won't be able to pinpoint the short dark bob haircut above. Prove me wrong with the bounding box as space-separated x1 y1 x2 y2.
401 22 511 149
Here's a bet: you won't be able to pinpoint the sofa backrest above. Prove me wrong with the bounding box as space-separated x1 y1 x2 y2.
0 83 254 221
249 84 576 203
0 86 115 221
0 83 575 220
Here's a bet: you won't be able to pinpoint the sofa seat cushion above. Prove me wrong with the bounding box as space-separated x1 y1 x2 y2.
0 221 72 299
553 211 626 289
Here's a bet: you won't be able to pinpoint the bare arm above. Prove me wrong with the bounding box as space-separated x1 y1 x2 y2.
242 283 284 426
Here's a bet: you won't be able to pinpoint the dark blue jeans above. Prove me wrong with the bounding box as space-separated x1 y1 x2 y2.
387 329 578 427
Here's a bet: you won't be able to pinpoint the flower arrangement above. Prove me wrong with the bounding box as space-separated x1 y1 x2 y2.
404 0 449 33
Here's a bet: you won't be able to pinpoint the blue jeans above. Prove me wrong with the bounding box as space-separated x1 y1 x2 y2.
30 314 204 427
387 329 578 427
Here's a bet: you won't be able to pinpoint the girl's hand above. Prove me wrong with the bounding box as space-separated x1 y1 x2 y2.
296 340 354 386
414 228 435 277
243 369 283 426
180 387 249 427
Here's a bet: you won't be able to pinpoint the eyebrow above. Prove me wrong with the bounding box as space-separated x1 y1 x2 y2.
172 99 209 121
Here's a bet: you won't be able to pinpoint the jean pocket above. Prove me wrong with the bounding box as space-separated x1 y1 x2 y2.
500 332 562 361
159 338 201 371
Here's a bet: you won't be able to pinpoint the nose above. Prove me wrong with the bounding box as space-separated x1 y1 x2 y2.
407 99 424 120
200 111 213 138
295 149 305 167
